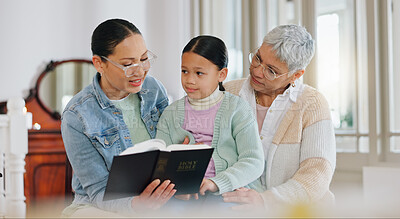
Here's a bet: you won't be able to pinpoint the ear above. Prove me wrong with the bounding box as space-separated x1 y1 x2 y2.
291 69 304 82
218 68 228 82
92 56 104 74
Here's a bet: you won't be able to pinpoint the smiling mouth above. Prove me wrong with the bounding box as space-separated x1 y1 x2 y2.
129 79 142 87
185 87 197 92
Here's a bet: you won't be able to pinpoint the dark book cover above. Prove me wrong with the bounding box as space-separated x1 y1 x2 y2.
103 147 214 201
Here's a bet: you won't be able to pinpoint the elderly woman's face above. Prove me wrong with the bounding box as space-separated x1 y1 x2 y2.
249 44 293 94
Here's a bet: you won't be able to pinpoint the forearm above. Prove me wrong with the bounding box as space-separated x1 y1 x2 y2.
261 157 334 208
212 121 264 194
90 191 135 216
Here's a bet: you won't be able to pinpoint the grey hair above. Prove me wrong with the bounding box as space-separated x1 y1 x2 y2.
263 24 315 75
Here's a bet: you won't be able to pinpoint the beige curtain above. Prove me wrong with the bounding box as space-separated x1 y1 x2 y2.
189 0 318 82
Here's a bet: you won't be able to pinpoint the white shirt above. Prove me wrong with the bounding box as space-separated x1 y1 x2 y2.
239 77 305 186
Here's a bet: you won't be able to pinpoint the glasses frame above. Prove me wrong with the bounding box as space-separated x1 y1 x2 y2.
100 50 157 77
248 48 290 80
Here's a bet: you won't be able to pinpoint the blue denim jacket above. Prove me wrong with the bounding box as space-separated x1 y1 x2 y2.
61 73 169 215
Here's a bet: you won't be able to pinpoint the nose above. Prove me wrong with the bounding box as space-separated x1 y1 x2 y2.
251 65 265 78
184 73 196 84
129 66 145 78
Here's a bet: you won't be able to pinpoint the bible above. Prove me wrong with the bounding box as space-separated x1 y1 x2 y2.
103 139 214 201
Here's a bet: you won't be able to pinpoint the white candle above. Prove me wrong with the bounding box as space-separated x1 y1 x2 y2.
26 112 32 129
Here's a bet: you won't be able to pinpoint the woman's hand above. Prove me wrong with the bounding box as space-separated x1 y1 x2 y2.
131 179 176 212
199 179 218 195
222 187 264 210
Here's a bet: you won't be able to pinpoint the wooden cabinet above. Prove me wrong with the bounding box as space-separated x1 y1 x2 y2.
0 59 92 214
24 95 68 207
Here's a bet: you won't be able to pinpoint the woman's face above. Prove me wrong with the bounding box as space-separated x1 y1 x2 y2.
249 43 294 95
98 34 149 100
181 52 227 99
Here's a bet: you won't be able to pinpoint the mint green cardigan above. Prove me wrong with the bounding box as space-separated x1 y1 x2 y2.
156 92 264 194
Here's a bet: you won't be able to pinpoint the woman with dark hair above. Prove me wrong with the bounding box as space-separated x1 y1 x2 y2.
156 35 264 207
61 18 175 217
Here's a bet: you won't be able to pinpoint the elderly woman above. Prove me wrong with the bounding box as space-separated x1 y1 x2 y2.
222 25 336 211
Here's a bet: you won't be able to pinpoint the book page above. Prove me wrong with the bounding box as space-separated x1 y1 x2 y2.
120 139 167 155
166 143 211 151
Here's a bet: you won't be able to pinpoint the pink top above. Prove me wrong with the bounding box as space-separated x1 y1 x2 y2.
256 103 269 133
182 97 222 178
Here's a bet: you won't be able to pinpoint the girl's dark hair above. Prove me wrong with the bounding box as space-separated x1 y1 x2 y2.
182 35 228 91
91 18 142 58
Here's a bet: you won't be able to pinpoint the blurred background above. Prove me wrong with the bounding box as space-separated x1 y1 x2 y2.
1 0 399 217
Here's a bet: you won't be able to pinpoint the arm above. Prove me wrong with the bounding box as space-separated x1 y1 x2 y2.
260 91 336 206
155 110 174 146
210 102 265 194
223 91 336 210
62 110 176 215
223 123 336 210
260 120 336 207
62 110 135 214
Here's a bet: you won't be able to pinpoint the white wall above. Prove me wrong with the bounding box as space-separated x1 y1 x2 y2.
0 0 188 102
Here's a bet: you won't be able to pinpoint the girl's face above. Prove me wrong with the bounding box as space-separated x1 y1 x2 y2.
93 34 149 100
181 52 227 100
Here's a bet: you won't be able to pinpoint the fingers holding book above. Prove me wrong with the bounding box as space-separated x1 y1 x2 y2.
131 179 176 212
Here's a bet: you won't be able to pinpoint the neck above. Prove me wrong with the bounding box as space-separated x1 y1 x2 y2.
256 84 290 107
100 77 129 100
188 87 224 110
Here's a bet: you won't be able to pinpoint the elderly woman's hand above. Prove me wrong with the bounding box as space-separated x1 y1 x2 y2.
222 187 264 210
199 178 218 195
131 179 176 212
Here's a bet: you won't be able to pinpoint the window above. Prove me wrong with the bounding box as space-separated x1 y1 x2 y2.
315 0 368 153
192 0 400 165
193 0 243 80
389 0 400 153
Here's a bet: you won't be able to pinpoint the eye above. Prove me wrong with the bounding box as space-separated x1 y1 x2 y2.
140 57 149 62
181 70 188 74
123 63 133 67
267 66 276 75
196 72 204 76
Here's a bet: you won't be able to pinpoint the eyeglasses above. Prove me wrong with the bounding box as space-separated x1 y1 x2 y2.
248 49 289 80
101 50 157 77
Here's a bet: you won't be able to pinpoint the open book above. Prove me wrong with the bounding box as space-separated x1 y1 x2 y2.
103 139 214 201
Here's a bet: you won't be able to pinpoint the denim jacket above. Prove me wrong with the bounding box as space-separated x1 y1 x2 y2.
61 73 169 215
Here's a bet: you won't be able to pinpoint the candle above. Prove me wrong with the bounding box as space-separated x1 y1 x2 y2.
26 112 32 129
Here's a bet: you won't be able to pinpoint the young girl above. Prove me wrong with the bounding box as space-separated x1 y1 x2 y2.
156 35 264 200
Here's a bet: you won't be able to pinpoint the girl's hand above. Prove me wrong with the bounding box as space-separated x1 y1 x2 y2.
131 179 176 212
222 187 264 210
174 193 199 200
199 178 218 195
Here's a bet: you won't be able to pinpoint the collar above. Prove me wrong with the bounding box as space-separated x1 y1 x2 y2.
187 87 224 110
283 79 302 103
239 76 303 104
92 73 114 109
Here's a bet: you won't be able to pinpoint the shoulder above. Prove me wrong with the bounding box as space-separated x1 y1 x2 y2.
142 75 169 109
224 78 247 96
222 92 254 120
298 85 330 111
143 75 166 91
295 85 332 126
160 96 185 115
62 84 97 114
224 92 251 108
